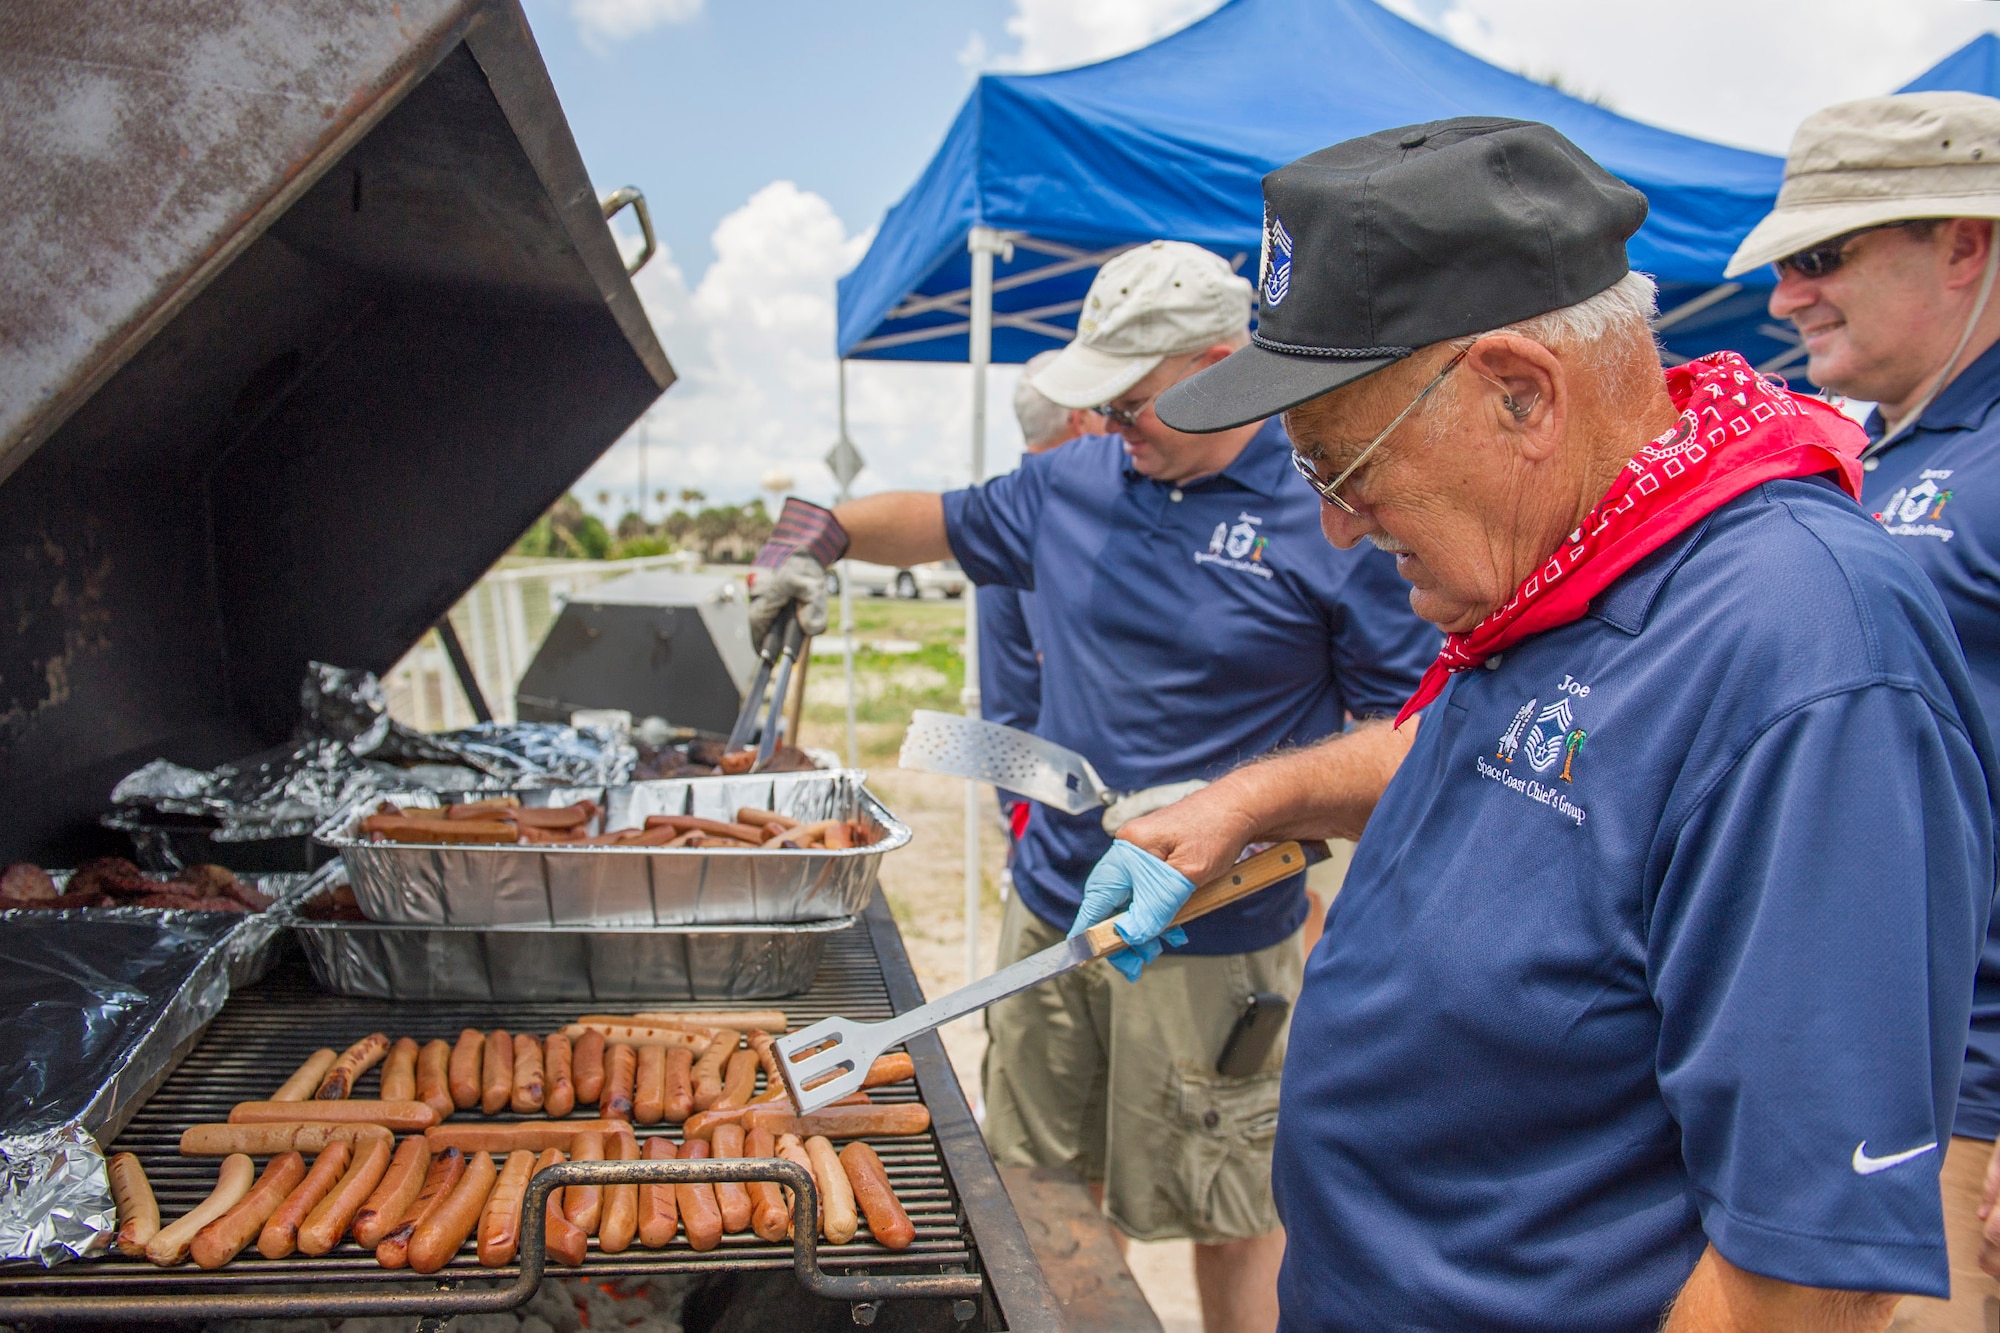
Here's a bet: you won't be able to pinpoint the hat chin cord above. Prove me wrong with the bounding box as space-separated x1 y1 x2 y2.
1871 234 2000 455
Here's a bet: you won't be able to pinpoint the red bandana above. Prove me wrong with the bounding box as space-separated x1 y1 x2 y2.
1394 352 1866 726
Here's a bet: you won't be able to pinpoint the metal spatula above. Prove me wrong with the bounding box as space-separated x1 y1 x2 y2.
774 841 1311 1113
899 709 1118 815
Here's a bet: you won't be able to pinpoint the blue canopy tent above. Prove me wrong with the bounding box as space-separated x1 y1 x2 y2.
837 0 1794 381
1902 33 2000 96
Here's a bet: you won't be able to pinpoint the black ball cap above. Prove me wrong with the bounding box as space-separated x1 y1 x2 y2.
1156 118 1648 433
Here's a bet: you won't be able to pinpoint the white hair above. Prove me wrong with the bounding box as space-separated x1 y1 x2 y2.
1015 349 1072 448
1471 270 1660 362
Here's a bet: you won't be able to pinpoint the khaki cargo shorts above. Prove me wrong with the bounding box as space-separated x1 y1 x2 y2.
981 890 1303 1244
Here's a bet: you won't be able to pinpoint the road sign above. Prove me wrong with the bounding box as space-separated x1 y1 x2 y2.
825 434 865 491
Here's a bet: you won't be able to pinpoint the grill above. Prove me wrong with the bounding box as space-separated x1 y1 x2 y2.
0 898 1062 1329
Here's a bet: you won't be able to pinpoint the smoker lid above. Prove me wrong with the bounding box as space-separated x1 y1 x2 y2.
0 0 676 861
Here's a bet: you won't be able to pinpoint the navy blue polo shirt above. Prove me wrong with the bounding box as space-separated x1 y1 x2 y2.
978 583 1044 821
1275 479 1996 1330
1861 340 2000 1140
943 419 1436 954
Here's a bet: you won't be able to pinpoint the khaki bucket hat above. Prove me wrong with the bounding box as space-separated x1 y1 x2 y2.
1727 92 2000 278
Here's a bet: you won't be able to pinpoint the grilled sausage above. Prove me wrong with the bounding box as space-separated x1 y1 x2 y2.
604 1043 637 1123
316 1033 390 1101
258 1139 350 1259
563 1130 605 1233
297 1133 393 1255
424 1119 633 1155
744 1128 790 1243
378 1037 419 1102
481 1029 513 1116
710 1123 753 1234
227 1100 437 1131
744 1104 930 1140
538 1149 588 1266
691 1030 741 1112
511 1033 544 1114
638 1135 678 1248
544 1033 575 1119
676 1138 723 1252
476 1149 537 1267
746 1030 782 1089
110 1151 159 1257
805 1135 856 1244
841 1141 914 1250
180 1122 393 1157
573 1029 607 1104
641 814 770 842
599 1132 639 1254
563 1021 709 1051
191 1151 305 1269
272 1050 337 1102
629 1009 788 1032
654 1046 693 1126
449 1028 483 1110
713 1049 760 1113
634 1043 666 1124
416 1039 454 1122
862 1052 916 1090
352 1135 431 1249
776 1133 817 1239
376 1147 465 1269
735 807 799 831
146 1154 254 1266
409 1148 495 1274
682 1091 871 1142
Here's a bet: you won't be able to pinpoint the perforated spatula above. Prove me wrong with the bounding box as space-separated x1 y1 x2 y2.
774 840 1312 1113
899 709 1117 814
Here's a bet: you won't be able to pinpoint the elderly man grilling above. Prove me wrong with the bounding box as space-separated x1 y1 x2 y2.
1075 119 2000 1332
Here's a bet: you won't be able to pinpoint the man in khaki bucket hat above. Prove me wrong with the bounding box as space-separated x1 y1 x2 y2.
1732 92 2000 1332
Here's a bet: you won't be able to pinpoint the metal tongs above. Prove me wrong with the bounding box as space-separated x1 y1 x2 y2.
724 608 808 773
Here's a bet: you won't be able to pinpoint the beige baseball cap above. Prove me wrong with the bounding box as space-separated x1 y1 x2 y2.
1031 240 1254 409
1726 92 2000 278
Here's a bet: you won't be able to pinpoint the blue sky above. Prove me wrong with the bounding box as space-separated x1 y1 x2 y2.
534 0 1996 519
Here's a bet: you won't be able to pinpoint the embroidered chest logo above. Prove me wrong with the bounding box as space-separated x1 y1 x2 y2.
1476 675 1590 826
1875 469 1957 542
1194 512 1274 581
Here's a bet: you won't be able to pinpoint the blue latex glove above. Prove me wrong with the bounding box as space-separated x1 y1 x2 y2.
1068 840 1196 982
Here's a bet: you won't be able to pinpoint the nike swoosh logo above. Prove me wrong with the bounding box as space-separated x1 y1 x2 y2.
1851 1141 1938 1176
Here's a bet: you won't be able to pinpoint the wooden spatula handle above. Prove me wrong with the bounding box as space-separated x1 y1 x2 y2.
1081 842 1308 957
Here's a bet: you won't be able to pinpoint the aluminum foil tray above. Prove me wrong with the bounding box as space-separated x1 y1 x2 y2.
313 769 907 926
10 872 313 990
277 863 849 1001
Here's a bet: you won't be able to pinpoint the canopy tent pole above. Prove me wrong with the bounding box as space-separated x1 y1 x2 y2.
837 359 858 770
963 225 1010 984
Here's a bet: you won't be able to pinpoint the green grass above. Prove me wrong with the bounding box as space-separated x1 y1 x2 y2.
802 595 968 754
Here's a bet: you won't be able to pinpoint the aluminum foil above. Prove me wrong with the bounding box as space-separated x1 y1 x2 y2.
106 663 638 846
318 770 908 927
0 913 239 1265
15 872 312 990
280 862 851 1000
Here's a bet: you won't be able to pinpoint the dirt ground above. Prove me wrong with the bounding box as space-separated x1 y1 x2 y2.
794 594 1209 1329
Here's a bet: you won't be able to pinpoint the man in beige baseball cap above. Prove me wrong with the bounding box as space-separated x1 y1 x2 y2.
1731 91 2000 1332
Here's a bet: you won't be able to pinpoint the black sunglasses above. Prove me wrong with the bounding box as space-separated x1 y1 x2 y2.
1774 220 1925 279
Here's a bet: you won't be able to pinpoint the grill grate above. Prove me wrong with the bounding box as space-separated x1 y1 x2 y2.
0 923 976 1301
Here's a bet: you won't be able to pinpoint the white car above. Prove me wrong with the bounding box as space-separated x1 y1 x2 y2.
829 559 967 600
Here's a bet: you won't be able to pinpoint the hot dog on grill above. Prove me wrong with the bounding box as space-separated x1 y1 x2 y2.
776 1133 817 1239
146 1154 254 1266
841 1141 914 1250
317 1033 390 1100
638 1135 678 1248
744 1127 790 1243
272 1050 337 1102
180 1121 393 1156
297 1133 393 1256
477 1149 537 1267
258 1139 350 1259
227 1100 437 1131
691 1029 741 1112
191 1151 306 1269
805 1135 856 1244
676 1138 723 1252
417 1039 454 1122
713 1049 760 1112
562 1021 710 1051
663 1046 695 1124
424 1119 633 1155
110 1151 159 1257
680 1091 870 1142
538 1149 588 1266
626 1009 788 1033
376 1146 465 1269
563 1130 605 1234
409 1148 495 1274
481 1029 512 1116
544 1032 575 1119
603 1043 637 1122
634 1043 666 1124
573 1029 606 1104
711 1122 753 1234
745 1104 931 1141
599 1132 639 1254
352 1135 431 1249
379 1037 419 1102
449 1028 484 1110
511 1033 544 1114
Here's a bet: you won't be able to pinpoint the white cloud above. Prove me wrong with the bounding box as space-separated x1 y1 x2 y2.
577 182 1027 519
987 0 1222 72
570 0 702 44
1382 0 1994 153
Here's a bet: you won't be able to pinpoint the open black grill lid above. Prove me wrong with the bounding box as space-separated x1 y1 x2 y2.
0 0 674 863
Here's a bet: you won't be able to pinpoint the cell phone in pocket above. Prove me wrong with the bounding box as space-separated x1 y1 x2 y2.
1216 991 1291 1077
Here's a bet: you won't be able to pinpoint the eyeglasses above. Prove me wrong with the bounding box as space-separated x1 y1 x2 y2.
1291 346 1470 515
1774 220 1923 280
1095 353 1201 427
